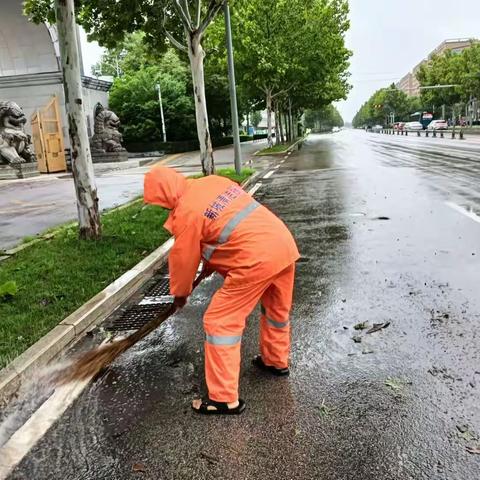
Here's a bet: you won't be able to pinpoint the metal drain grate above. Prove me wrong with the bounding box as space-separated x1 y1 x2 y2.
105 303 172 332
145 277 170 296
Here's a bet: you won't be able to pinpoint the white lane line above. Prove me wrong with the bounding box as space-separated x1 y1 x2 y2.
248 182 263 196
263 170 274 179
0 379 90 479
445 201 480 224
274 165 280 169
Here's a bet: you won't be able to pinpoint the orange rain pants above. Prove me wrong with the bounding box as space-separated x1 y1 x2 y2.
204 263 295 402
144 167 300 403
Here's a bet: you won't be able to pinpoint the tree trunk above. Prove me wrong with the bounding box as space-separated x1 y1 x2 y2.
187 32 214 175
266 90 273 148
55 0 101 240
288 99 294 140
279 111 284 144
285 110 291 142
274 103 280 146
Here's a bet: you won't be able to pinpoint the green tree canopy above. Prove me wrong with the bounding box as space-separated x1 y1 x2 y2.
416 43 480 111
304 105 344 130
352 85 420 128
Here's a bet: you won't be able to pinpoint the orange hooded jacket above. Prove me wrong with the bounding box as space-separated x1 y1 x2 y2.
144 167 299 297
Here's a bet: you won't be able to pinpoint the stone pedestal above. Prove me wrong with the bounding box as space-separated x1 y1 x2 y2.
0 162 40 180
91 151 129 163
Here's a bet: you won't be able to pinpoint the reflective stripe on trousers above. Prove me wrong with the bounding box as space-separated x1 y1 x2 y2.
205 334 242 345
261 304 289 328
203 200 260 261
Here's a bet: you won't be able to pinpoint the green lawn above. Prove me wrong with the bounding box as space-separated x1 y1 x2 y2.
0 168 254 369
256 143 292 155
190 167 255 183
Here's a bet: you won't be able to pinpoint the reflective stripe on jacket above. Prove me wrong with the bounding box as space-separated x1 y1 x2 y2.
144 167 300 297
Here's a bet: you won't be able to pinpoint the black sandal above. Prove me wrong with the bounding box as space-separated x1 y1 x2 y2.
252 355 290 376
192 398 246 415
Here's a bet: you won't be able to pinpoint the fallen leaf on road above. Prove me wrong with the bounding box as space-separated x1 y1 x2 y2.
200 452 219 464
385 377 411 392
466 446 480 455
352 335 362 343
132 463 146 473
316 399 334 418
354 322 369 330
366 322 391 334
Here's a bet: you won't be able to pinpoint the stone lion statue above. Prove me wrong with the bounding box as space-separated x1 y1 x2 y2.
90 103 125 153
0 101 36 165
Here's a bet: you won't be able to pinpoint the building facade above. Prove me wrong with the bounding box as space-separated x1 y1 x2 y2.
0 0 110 146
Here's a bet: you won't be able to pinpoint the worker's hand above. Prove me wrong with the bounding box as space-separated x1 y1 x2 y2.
173 296 187 309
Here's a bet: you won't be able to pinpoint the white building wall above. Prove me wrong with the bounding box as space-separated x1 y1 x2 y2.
0 0 59 76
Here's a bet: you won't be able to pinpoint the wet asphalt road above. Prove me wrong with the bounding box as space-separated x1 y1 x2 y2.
6 130 480 479
0 141 265 250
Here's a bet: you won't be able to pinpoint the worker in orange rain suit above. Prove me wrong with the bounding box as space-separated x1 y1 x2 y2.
144 166 299 415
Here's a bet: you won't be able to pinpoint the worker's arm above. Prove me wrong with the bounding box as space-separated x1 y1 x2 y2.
169 218 202 298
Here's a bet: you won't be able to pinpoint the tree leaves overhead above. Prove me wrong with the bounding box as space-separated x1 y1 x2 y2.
228 0 351 110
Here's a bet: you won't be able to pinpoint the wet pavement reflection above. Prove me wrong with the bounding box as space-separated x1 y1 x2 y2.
6 130 480 479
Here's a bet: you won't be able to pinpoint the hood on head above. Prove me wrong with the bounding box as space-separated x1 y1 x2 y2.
144 166 188 210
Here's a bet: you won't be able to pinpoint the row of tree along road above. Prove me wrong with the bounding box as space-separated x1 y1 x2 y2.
24 0 351 239
353 43 480 129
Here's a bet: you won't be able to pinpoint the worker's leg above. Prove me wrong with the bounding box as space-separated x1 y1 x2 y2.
203 280 269 403
259 263 296 369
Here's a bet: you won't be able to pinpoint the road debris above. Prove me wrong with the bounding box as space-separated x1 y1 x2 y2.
316 399 334 418
466 446 480 455
456 425 478 442
353 321 369 330
385 377 411 392
200 452 220 465
352 335 362 343
366 322 391 334
132 462 146 473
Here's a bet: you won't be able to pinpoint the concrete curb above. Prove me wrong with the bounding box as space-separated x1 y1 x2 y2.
0 238 174 404
0 170 260 404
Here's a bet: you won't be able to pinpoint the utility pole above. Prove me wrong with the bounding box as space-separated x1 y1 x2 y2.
224 0 242 174
55 0 101 239
156 83 167 143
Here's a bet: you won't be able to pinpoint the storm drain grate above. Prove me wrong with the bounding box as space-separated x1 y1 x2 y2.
145 278 170 297
105 303 172 332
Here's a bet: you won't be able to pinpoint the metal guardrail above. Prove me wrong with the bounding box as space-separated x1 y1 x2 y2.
379 128 465 140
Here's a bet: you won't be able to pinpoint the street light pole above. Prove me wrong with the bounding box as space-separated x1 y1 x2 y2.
156 83 167 143
224 0 242 175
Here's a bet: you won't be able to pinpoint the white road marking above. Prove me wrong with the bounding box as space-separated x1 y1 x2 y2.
445 201 480 224
248 182 263 196
263 170 274 179
0 378 91 479
274 165 280 169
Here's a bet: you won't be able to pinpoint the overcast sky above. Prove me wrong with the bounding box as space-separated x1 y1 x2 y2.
80 0 480 123
336 0 480 122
